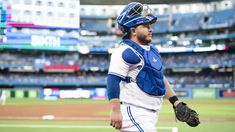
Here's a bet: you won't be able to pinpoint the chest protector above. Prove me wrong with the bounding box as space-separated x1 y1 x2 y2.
123 40 165 96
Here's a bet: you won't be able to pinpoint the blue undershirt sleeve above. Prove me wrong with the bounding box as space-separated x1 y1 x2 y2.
107 74 122 100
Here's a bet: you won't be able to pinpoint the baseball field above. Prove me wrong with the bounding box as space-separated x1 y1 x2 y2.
0 98 234 132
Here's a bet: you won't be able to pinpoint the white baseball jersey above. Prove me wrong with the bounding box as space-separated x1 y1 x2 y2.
108 43 164 111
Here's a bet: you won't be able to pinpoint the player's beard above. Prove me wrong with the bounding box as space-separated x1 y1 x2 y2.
137 34 152 45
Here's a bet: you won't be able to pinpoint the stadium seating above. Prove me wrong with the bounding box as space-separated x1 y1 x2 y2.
169 13 203 32
0 50 234 88
0 72 232 88
152 15 169 33
80 20 111 33
0 3 234 90
202 8 235 29
0 51 234 70
63 8 235 35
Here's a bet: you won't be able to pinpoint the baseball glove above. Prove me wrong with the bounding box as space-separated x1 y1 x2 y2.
173 102 200 127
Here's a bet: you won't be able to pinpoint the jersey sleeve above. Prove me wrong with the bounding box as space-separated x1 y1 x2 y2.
108 47 130 79
107 74 122 100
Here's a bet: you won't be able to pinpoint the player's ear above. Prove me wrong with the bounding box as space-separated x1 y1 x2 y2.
131 28 137 36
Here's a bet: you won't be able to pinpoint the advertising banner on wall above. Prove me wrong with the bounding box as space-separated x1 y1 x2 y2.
218 89 235 98
174 88 192 98
7 90 38 98
43 88 107 100
193 88 216 99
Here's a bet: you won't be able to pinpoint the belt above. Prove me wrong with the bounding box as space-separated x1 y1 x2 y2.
124 77 136 83
120 101 156 112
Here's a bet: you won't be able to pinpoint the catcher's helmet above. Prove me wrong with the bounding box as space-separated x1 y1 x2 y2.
117 2 157 35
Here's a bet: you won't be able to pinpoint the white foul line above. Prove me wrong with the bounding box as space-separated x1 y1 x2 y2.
158 127 178 132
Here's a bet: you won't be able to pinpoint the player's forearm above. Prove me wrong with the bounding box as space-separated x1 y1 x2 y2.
109 98 121 112
164 77 181 106
109 98 122 130
164 77 176 98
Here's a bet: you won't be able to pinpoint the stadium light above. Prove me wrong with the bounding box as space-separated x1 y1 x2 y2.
216 44 226 50
171 36 178 41
195 39 202 44
77 45 90 54
182 40 190 46
167 40 173 45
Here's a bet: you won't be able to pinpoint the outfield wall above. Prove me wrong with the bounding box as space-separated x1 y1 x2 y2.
0 88 235 100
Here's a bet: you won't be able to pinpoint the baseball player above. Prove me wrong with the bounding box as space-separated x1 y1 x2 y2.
107 2 200 131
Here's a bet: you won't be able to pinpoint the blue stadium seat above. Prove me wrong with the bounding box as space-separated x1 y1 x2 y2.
169 13 203 32
202 8 235 29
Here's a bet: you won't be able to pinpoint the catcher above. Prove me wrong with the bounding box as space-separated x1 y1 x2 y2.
107 2 200 131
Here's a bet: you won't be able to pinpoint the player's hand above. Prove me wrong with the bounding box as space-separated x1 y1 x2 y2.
110 110 123 130
173 102 200 127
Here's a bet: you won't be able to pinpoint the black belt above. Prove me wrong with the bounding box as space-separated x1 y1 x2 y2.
120 101 156 112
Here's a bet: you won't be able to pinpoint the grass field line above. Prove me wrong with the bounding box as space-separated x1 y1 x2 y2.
0 124 178 131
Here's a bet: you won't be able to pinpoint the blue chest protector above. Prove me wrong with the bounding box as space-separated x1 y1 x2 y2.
122 39 165 96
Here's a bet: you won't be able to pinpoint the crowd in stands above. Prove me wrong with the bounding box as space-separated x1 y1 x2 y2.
162 52 235 68
0 51 234 69
0 73 106 85
0 51 109 70
0 72 233 88
78 54 109 71
0 50 234 88
166 74 233 85
0 6 234 89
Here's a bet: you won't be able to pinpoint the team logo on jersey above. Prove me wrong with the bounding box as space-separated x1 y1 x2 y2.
153 57 157 62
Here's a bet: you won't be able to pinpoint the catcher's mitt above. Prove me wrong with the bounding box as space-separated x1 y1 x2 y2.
173 102 200 127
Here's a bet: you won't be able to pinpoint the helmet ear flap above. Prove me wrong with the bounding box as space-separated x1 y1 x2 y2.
118 24 130 34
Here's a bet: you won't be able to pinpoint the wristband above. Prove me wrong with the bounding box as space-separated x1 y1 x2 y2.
169 96 179 105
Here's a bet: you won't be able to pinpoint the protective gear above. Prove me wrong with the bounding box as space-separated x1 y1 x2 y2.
122 39 165 96
117 2 157 35
174 102 200 127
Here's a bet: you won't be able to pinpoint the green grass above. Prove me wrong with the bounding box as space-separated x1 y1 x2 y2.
4 98 109 105
0 120 234 132
0 98 235 132
91 98 235 119
0 120 114 132
159 99 235 119
158 121 235 132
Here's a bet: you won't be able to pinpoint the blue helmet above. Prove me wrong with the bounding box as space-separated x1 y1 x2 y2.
117 2 157 35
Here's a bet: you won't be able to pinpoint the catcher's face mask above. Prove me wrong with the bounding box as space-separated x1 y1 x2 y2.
117 2 157 36
127 3 153 19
